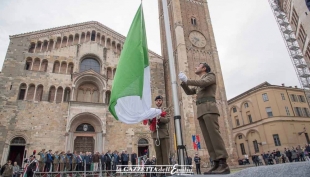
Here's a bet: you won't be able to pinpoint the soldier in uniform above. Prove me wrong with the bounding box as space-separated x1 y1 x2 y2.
59 151 66 172
25 155 37 177
52 151 60 172
72 151 78 171
37 149 46 172
179 63 230 174
150 96 170 167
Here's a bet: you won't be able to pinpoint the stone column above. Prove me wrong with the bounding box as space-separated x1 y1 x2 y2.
54 87 58 102
24 85 29 101
33 86 37 101
96 133 103 153
38 60 42 71
65 132 74 152
46 41 50 52
61 89 65 103
34 42 37 53
246 139 251 156
1 145 9 165
102 134 106 153
78 33 81 44
71 87 75 101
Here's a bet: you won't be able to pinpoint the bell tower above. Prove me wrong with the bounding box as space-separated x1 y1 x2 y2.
158 0 236 163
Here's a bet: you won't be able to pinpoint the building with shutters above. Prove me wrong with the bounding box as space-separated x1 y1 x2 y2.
228 82 310 159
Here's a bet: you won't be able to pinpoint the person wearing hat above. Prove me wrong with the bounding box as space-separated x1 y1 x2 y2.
26 155 37 177
179 63 230 174
37 149 46 172
150 96 170 169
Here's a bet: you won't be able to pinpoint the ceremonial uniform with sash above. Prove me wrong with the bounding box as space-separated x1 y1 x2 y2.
150 95 170 166
25 155 38 177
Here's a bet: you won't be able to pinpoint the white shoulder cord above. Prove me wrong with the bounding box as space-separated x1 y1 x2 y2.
155 112 161 146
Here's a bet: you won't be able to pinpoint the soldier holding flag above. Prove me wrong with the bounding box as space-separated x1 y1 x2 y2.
179 63 230 174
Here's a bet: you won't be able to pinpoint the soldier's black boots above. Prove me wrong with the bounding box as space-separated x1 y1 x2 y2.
210 158 230 175
203 160 219 174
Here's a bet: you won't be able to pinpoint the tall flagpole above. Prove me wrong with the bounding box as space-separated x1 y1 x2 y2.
161 0 186 166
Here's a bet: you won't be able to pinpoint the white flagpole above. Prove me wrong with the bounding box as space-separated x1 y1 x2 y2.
161 0 185 166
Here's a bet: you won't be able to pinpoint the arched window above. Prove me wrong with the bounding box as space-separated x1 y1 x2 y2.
113 68 116 79
74 34 79 45
68 62 74 74
60 62 67 74
138 138 148 145
101 35 105 45
91 31 96 41
81 32 86 43
244 103 249 108
48 86 56 102
32 58 40 71
42 40 48 51
35 85 43 101
232 107 237 113
25 57 32 70
40 59 48 72
53 61 60 73
29 43 35 53
64 87 71 102
56 87 63 103
48 39 54 51
35 41 42 53
191 17 197 26
86 32 91 42
80 59 100 73
18 83 27 100
107 67 112 79
26 84 35 100
68 35 73 46
76 123 95 132
105 90 111 104
55 37 61 49
96 33 100 43
11 137 26 145
61 36 67 48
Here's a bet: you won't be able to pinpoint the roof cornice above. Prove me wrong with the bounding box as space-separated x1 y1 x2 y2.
9 21 163 59
228 82 304 104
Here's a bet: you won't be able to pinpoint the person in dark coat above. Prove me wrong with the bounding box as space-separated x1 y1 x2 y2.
100 152 106 171
105 150 112 175
131 152 137 166
121 150 129 169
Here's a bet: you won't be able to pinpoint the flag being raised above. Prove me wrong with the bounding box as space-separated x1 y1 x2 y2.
108 4 162 124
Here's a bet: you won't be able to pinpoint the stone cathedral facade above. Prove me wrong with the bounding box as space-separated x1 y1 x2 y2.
0 0 236 166
0 21 165 165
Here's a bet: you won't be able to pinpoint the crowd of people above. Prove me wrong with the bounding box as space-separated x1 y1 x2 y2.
239 144 310 166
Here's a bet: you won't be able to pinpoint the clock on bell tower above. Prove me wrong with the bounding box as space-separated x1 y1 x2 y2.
158 0 236 164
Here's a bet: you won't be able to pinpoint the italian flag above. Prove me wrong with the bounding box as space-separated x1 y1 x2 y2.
108 4 162 124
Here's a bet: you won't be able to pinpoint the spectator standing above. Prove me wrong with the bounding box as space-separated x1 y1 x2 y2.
193 153 201 174
12 161 20 177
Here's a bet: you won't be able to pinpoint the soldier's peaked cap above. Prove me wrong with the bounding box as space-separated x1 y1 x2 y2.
155 95 163 101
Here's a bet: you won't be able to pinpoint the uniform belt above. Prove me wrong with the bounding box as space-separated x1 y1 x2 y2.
196 97 216 105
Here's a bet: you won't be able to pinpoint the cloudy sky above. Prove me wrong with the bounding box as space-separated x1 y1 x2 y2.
0 0 300 99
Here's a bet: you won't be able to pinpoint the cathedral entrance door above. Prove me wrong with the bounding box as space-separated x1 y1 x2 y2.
74 136 94 153
137 138 149 158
